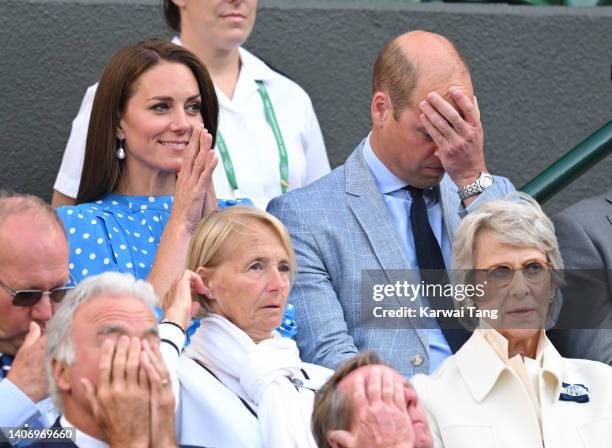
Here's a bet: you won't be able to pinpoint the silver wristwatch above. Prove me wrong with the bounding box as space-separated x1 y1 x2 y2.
457 172 494 201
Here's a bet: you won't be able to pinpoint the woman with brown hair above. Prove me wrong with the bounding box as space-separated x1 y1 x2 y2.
56 39 245 298
53 0 330 211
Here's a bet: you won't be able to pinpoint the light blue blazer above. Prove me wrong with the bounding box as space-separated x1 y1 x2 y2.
267 139 515 376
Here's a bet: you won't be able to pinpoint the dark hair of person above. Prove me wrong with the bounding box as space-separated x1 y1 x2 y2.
312 352 382 448
76 39 218 204
163 0 181 33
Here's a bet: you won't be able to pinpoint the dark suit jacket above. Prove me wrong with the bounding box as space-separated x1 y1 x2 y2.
28 417 207 448
549 191 612 365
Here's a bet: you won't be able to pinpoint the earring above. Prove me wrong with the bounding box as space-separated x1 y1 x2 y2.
116 142 126 160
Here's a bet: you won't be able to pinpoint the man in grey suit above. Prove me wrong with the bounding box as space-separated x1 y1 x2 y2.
267 31 514 377
549 191 612 366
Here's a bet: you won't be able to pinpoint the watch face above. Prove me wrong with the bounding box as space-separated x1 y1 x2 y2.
479 173 494 189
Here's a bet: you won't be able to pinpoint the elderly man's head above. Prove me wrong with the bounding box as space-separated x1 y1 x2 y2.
313 352 432 448
370 31 473 188
0 191 69 355
46 272 159 439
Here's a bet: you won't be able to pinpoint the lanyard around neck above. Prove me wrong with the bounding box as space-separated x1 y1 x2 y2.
215 80 289 198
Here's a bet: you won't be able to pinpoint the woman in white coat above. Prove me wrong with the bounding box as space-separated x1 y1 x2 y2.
160 206 332 447
411 193 612 448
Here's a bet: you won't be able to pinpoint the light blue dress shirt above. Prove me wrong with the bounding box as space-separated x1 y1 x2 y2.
362 136 452 373
0 359 58 446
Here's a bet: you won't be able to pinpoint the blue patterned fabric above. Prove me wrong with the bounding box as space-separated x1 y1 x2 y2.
267 139 516 377
57 194 297 339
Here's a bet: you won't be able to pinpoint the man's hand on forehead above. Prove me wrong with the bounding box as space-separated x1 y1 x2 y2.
418 87 487 189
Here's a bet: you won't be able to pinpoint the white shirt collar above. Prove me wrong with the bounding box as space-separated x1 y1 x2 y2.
61 415 109 448
171 36 279 82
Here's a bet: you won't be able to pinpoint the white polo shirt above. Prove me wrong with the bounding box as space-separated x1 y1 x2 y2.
54 39 330 209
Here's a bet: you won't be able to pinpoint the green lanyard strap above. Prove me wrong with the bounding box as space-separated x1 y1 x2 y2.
215 80 289 198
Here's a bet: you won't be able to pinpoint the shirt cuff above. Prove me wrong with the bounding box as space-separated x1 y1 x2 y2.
0 378 42 430
159 321 186 362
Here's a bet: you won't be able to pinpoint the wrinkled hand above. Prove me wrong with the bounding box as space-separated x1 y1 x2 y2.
172 125 219 233
142 340 178 448
7 322 49 403
419 88 486 188
328 367 415 448
81 337 150 448
162 270 206 330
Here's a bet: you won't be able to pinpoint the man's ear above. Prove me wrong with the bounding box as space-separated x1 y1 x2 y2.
52 358 71 394
171 0 187 8
371 91 392 129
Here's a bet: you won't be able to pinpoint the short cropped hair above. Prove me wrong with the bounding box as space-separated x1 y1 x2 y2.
0 190 65 238
451 192 564 329
162 0 180 32
312 352 382 448
46 272 158 412
372 39 418 119
372 33 468 119
187 206 296 315
77 39 218 204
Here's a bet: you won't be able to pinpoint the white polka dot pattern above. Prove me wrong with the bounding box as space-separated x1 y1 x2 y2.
57 194 173 283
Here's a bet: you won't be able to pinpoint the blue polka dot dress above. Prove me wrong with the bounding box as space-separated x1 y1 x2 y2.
56 194 297 339
57 194 174 282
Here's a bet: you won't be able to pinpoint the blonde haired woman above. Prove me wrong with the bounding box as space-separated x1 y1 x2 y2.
160 206 332 447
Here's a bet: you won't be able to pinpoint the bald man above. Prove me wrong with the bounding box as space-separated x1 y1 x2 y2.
0 191 70 445
268 31 515 377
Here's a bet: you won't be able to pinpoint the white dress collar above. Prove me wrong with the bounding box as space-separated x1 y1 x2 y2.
60 415 109 448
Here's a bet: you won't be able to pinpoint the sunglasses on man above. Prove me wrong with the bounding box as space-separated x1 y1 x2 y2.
0 276 75 307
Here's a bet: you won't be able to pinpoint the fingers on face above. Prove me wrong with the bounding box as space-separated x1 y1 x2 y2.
366 366 382 404
80 378 99 418
143 339 170 385
138 350 149 389
183 125 202 167
98 338 116 389
449 87 478 124
426 92 468 133
351 372 368 409
111 335 130 389
125 337 142 386
189 269 207 296
419 113 445 147
200 128 213 152
419 98 449 138
394 379 408 411
381 367 395 404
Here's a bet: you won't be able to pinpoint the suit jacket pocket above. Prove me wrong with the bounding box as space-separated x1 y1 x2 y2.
440 425 497 448
577 416 612 447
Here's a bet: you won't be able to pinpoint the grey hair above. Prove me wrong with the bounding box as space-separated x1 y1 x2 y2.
46 272 158 412
0 190 65 237
451 192 564 330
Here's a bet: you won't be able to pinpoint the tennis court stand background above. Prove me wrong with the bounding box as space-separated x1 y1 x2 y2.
1 0 610 213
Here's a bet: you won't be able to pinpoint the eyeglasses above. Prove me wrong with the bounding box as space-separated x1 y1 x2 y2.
0 276 75 307
472 261 552 288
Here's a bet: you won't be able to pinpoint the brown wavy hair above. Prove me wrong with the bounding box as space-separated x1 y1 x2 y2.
76 39 218 204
